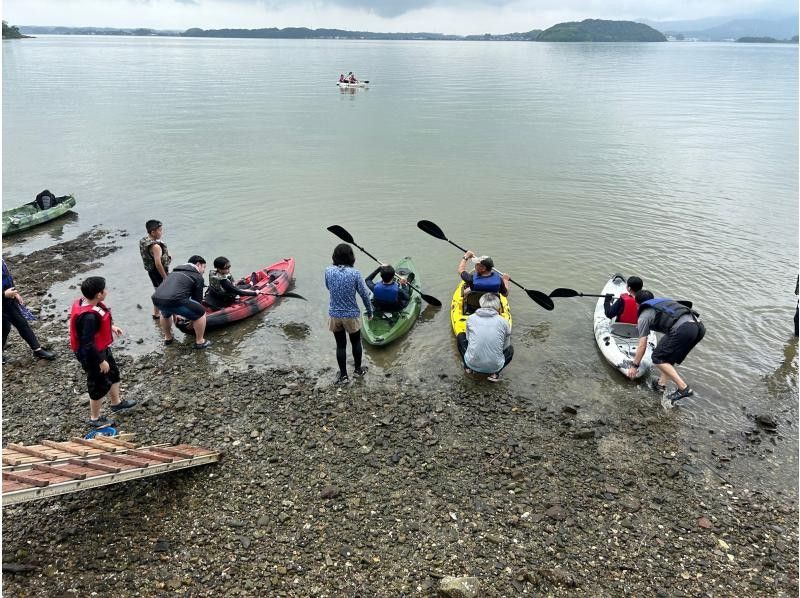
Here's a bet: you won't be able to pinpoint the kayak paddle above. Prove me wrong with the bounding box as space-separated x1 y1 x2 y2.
416 219 554 311
549 287 692 308
326 225 442 308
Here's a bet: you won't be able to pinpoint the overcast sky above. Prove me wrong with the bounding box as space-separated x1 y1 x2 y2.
5 0 796 35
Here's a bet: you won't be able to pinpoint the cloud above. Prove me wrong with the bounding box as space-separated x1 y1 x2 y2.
3 0 797 33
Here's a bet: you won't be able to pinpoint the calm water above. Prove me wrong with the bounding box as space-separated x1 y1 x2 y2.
3 37 798 493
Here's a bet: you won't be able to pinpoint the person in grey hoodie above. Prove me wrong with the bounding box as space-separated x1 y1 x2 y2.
456 293 513 382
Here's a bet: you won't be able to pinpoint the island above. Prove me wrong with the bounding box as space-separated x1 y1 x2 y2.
736 35 799 43
3 21 31 39
536 19 667 42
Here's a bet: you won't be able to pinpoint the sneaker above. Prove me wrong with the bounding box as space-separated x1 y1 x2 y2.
33 348 56 360
164 338 175 346
110 399 137 413
354 366 368 377
650 379 666 393
667 386 694 404
464 367 472 375
334 373 350 386
194 340 212 350
89 415 116 428
488 373 500 383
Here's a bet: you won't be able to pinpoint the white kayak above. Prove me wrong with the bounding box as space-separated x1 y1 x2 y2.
593 274 656 379
337 81 368 88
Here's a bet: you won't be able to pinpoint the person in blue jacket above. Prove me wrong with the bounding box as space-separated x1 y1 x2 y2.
365 265 411 312
2 259 56 363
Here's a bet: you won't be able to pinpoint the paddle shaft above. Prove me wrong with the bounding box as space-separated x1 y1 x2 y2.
348 240 429 300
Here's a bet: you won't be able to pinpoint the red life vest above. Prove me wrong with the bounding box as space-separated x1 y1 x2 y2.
69 299 114 353
617 293 638 324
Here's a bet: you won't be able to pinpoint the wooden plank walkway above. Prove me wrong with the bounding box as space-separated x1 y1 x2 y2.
2 438 219 506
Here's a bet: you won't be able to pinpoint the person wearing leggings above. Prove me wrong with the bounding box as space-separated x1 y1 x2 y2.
324 243 373 385
2 259 56 363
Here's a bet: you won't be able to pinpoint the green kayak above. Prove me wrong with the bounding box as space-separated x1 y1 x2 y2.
361 257 422 346
2 195 77 235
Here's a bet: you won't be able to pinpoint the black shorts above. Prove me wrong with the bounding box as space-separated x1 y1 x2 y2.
79 348 121 401
653 321 705 365
147 269 166 288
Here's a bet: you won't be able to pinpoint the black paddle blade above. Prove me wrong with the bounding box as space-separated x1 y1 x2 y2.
282 292 307 300
420 293 442 307
527 290 555 310
548 288 580 298
417 220 448 241
327 225 354 244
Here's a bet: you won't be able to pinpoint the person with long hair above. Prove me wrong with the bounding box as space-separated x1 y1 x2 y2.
325 243 373 384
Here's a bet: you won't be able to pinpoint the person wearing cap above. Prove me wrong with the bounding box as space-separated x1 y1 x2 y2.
151 255 211 349
139 219 172 319
458 251 509 296
457 293 513 382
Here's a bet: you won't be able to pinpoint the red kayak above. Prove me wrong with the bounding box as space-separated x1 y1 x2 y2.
176 258 295 332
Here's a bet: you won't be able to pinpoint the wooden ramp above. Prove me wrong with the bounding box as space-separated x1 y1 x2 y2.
2 437 220 506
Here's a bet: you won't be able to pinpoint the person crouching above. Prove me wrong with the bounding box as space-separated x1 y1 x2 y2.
456 292 513 382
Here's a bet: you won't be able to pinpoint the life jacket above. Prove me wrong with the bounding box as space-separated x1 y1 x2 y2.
2 260 14 290
617 293 638 324
208 270 234 295
139 236 171 272
471 271 502 293
638 298 694 332
373 281 400 304
69 299 113 353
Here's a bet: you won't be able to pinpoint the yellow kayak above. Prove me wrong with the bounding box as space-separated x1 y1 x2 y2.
450 281 512 336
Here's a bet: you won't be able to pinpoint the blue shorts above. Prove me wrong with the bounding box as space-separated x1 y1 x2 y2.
156 299 206 321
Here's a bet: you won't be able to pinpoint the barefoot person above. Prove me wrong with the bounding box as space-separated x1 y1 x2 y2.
2 259 56 363
69 276 136 427
325 243 373 385
152 255 211 349
627 290 706 404
456 293 513 382
139 219 172 319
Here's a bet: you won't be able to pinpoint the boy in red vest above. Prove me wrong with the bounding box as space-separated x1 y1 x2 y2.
603 275 642 324
69 277 136 427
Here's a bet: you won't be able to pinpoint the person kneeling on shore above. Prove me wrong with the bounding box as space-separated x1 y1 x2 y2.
204 257 266 310
457 293 513 383
152 255 211 349
69 276 136 427
626 290 705 404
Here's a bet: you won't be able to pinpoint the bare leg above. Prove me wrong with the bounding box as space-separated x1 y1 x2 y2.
90 398 102 420
152 303 160 318
193 314 207 344
159 315 174 341
655 363 687 390
108 382 121 407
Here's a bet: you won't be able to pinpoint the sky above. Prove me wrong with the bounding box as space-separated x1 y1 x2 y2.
4 0 797 35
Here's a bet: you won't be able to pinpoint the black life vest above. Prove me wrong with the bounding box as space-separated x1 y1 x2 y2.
638 298 694 332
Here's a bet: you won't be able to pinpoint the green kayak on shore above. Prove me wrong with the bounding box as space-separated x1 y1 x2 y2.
2 195 77 235
361 257 422 346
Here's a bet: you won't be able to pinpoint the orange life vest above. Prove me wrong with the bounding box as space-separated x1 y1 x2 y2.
617 293 638 324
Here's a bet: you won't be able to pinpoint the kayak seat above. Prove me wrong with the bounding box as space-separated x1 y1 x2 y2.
610 323 639 338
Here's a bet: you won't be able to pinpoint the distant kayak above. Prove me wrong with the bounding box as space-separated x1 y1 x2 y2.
2 195 77 235
361 257 422 346
176 258 295 332
337 81 368 88
593 274 655 378
451 282 512 337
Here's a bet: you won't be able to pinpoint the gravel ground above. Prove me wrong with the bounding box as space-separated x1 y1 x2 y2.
2 232 797 596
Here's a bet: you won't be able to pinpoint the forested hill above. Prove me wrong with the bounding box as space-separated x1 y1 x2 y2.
537 19 667 42
181 27 461 40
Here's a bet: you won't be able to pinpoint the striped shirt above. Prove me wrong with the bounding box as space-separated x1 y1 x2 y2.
325 265 373 319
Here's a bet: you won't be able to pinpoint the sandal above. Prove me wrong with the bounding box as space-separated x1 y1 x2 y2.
164 338 175 346
488 373 500 383
194 340 212 350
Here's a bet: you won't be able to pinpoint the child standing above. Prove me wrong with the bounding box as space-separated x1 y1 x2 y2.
69 277 136 427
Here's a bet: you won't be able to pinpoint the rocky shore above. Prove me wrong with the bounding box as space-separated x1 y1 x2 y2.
2 232 797 596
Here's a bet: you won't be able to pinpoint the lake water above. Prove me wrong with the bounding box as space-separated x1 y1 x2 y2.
3 36 798 494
